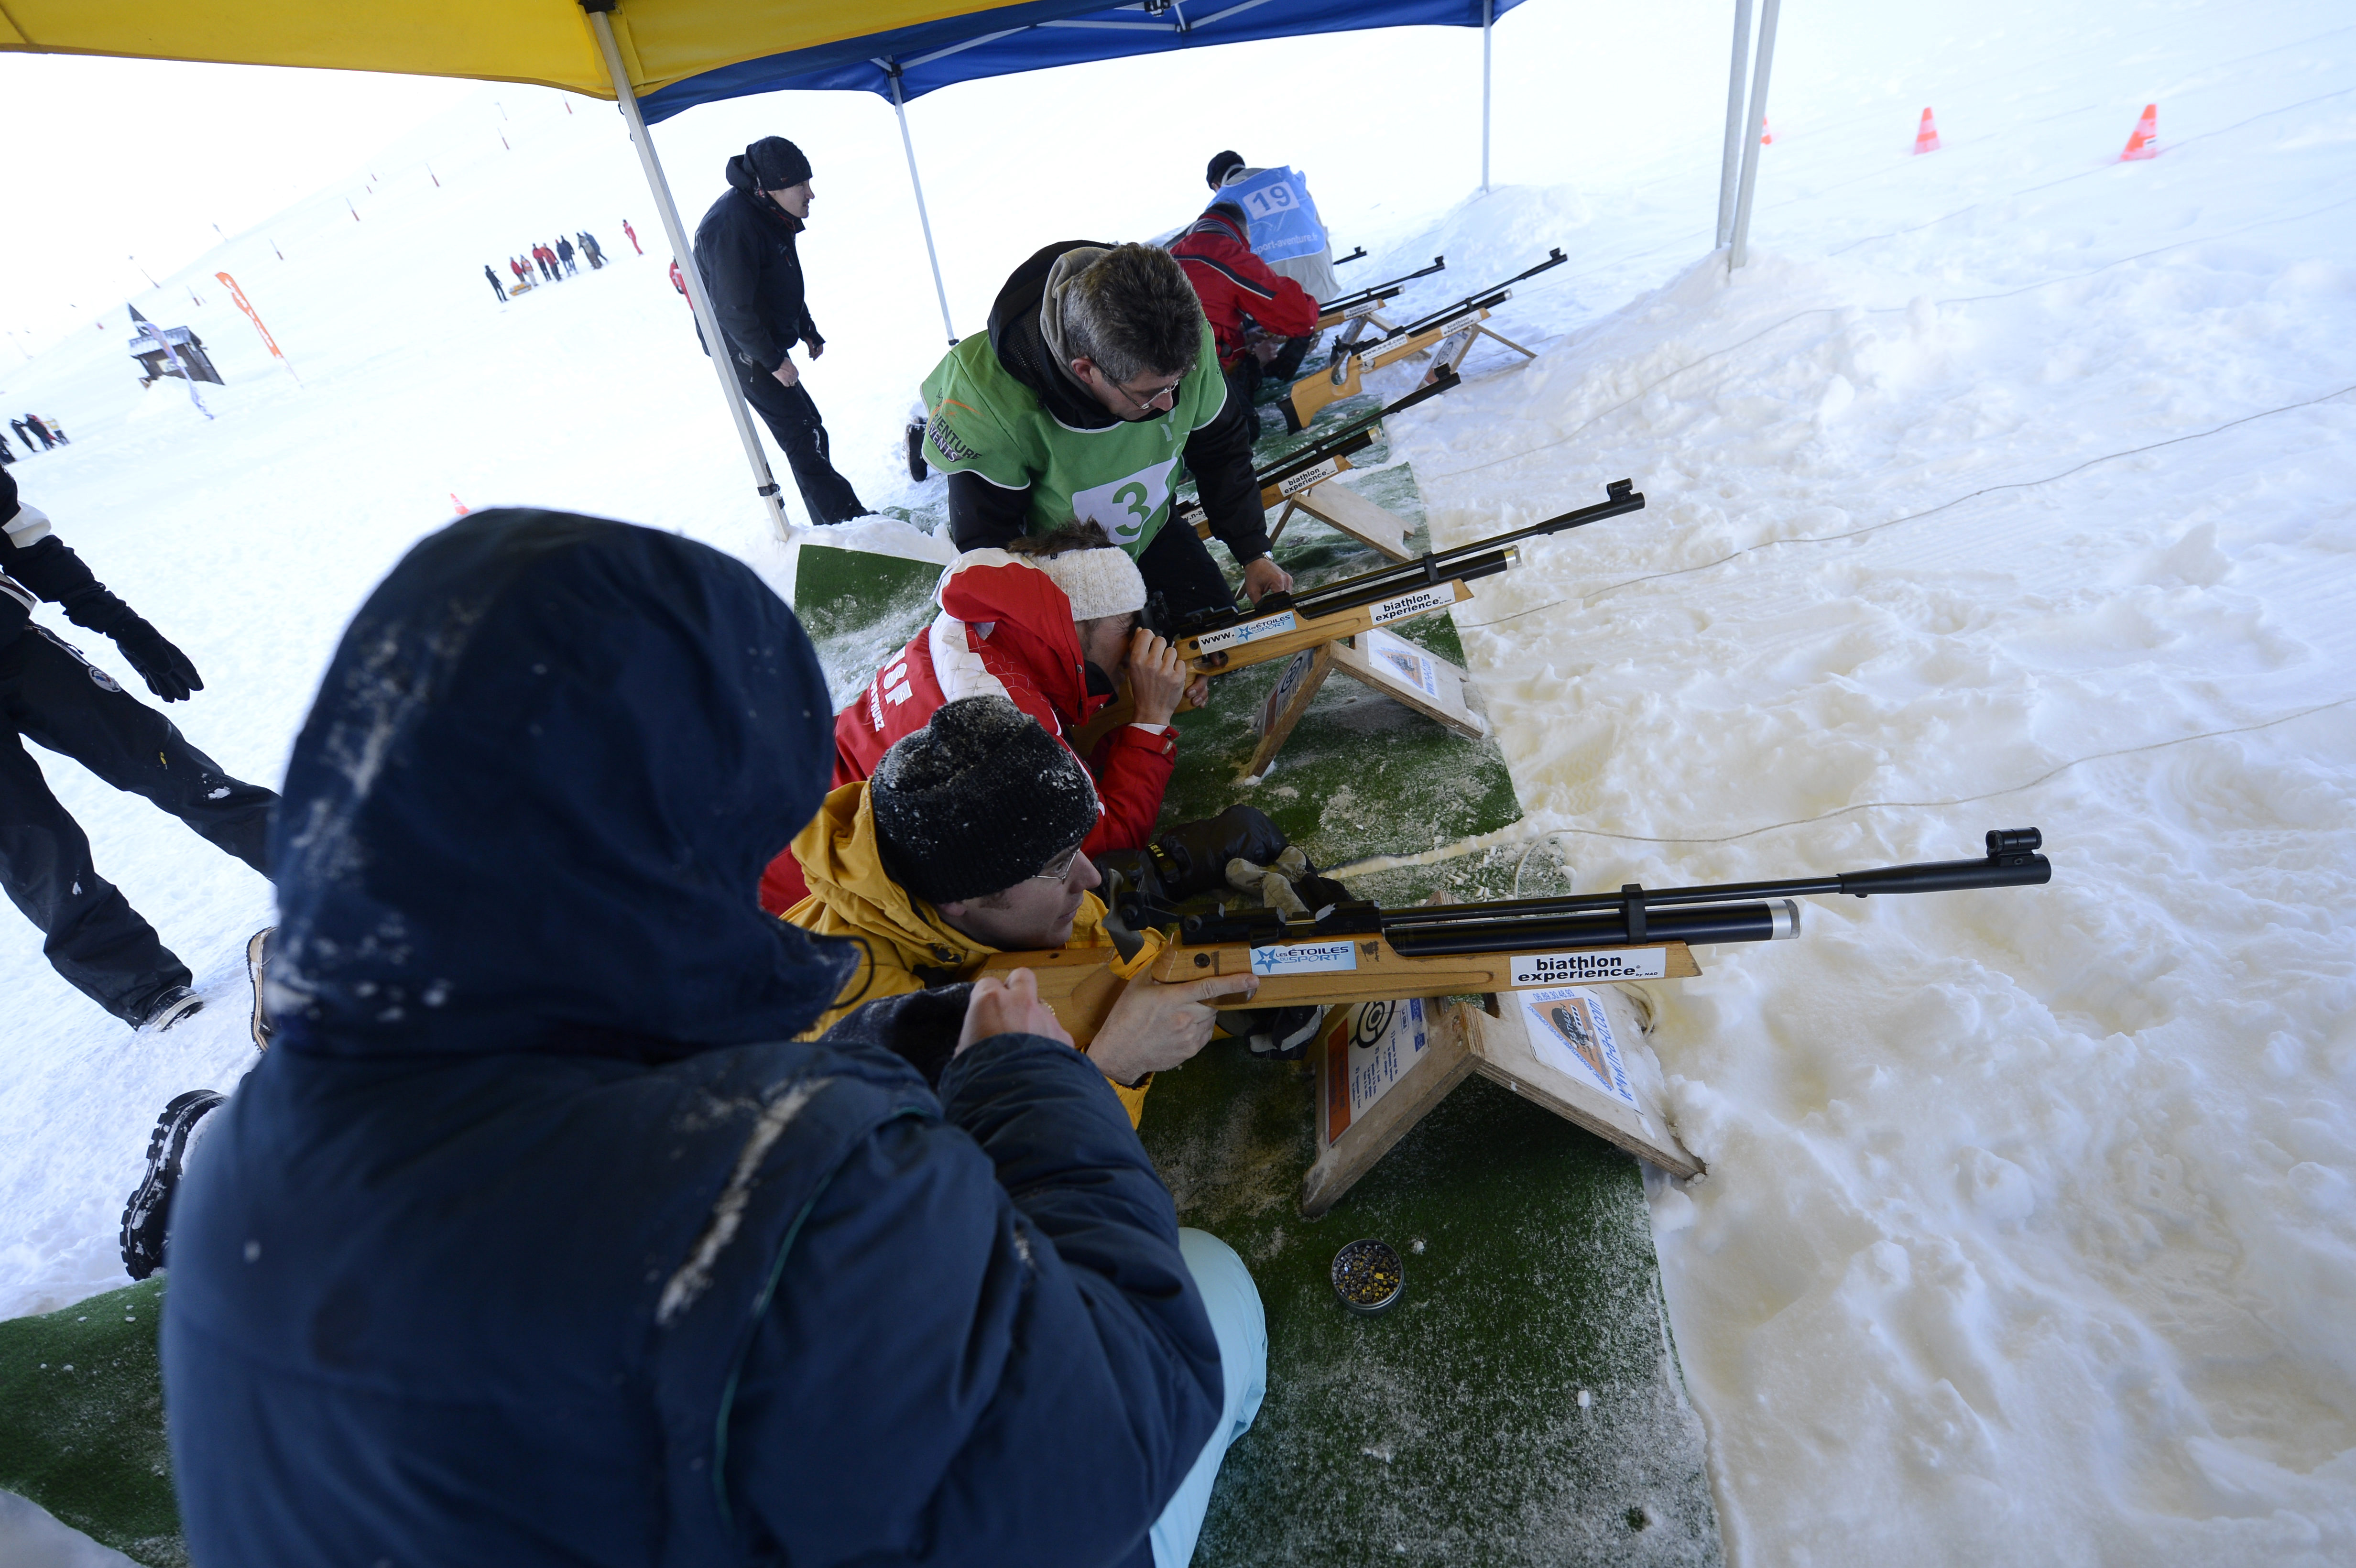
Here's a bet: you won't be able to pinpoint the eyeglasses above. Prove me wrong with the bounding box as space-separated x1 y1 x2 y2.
1031 841 1086 882
1112 373 1183 413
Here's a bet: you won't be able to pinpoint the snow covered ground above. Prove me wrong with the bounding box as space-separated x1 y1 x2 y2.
3 0 2353 1560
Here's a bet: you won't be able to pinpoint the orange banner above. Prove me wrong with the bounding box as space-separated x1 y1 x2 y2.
215 272 284 361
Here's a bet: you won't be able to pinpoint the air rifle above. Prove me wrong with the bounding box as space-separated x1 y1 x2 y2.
1178 368 1462 538
978 831 2053 1045
1286 248 1566 432
1315 255 1447 328
1167 478 1646 675
1332 245 1370 268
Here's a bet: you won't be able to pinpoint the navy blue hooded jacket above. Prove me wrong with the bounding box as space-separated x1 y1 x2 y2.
162 510 1222 1566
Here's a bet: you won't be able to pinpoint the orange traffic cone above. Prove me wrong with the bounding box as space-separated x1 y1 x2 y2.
1913 108 1942 154
2120 103 2158 161
450 492 471 516
1761 116 1774 145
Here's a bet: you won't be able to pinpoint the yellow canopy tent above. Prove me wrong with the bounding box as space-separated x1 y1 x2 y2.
1 0 1080 536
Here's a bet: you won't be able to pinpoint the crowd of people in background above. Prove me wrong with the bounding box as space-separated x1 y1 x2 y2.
484 229 612 301
0 414 70 465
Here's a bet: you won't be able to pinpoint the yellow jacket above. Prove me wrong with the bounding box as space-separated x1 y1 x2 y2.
783 782 1157 1127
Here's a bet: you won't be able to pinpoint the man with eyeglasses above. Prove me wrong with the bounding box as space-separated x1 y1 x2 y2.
920 241 1293 621
782 694 1260 1132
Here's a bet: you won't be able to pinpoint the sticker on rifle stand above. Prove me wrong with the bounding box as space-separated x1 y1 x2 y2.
1361 627 1443 699
1248 939 1358 976
1254 648 1321 736
1276 458 1340 499
1323 997 1430 1139
1370 585 1458 625
1510 948 1670 985
1516 987 1636 1107
1193 611 1297 655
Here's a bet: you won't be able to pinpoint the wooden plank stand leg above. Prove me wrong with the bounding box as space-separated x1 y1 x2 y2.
1288 479 1415 562
1245 643 1334 780
1329 628 1486 740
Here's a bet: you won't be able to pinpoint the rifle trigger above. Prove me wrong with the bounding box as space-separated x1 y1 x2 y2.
1622 883 1647 944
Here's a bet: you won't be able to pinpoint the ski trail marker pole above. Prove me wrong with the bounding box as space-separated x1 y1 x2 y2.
215 273 302 386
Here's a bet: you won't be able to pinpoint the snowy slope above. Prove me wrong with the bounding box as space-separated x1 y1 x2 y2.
2 0 2353 1561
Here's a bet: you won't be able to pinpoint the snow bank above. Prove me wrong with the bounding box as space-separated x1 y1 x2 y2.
1386 14 2356 1559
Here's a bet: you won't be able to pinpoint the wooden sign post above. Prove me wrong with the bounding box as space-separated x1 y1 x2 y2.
1303 984 1703 1218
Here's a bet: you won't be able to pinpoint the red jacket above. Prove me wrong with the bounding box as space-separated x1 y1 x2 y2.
1169 211 1321 368
756 551 1178 914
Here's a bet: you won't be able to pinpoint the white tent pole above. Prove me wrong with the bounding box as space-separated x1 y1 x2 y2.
1715 0 1754 248
581 2 795 540
1479 0 1494 193
888 65 959 347
1727 0 1782 272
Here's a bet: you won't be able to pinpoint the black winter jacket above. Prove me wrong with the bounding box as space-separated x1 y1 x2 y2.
163 510 1224 1568
693 174 820 374
0 468 139 653
947 240 1270 566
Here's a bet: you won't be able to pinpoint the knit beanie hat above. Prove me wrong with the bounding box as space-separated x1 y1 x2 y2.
727 136 813 194
1206 150 1245 188
870 696 1100 906
1035 546 1147 623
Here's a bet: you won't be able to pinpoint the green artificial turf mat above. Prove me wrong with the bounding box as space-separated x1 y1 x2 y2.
0 1278 183 1566
791 538 944 707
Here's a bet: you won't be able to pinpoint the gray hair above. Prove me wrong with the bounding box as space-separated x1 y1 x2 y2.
1061 244 1203 384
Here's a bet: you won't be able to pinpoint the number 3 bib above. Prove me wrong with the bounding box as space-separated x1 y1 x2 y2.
1069 457 1179 547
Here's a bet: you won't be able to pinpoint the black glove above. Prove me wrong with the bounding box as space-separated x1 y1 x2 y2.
1149 805 1289 900
109 618 203 702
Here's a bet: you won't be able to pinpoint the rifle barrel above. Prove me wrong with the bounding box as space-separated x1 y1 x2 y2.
1379 833 2052 936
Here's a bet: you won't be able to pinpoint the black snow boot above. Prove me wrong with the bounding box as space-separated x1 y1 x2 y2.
133 985 203 1034
120 1089 225 1279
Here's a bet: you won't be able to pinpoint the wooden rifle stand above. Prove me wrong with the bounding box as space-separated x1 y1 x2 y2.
1302 984 1704 1218
1193 443 1418 563
1244 625 1484 779
1286 303 1536 432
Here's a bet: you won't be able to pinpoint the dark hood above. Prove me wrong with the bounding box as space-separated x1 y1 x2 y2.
268 509 855 1060
987 239 1121 432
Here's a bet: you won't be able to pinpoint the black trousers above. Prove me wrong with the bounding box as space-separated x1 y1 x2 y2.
0 629 276 1023
1139 513 1244 624
487 277 506 302
732 360 869 525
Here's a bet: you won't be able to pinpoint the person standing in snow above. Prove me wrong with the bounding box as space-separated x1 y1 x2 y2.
622 218 640 254
578 231 605 270
1206 152 1339 383
533 245 554 284
693 136 869 526
920 241 1290 621
0 430 14 466
0 468 276 1031
482 264 506 303
162 508 1265 1568
508 256 529 291
1168 202 1321 432
8 419 32 453
37 417 67 446
556 235 577 276
20 416 55 451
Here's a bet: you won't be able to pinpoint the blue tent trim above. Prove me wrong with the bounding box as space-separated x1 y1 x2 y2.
639 0 1529 121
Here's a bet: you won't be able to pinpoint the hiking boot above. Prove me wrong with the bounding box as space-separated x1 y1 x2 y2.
246 926 276 1050
120 1089 224 1279
133 985 203 1034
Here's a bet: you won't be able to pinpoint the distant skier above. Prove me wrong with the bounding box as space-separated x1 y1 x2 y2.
669 259 687 300
38 417 67 446
0 431 13 466
533 245 554 283
556 236 577 276
578 230 605 269
20 416 54 451
509 256 529 290
5 421 25 454
0 468 277 1032
483 263 507 303
692 136 869 524
622 218 640 254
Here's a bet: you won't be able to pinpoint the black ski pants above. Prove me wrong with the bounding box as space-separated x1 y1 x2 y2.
487 276 506 303
1138 514 1243 624
0 629 276 1024
732 359 869 525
